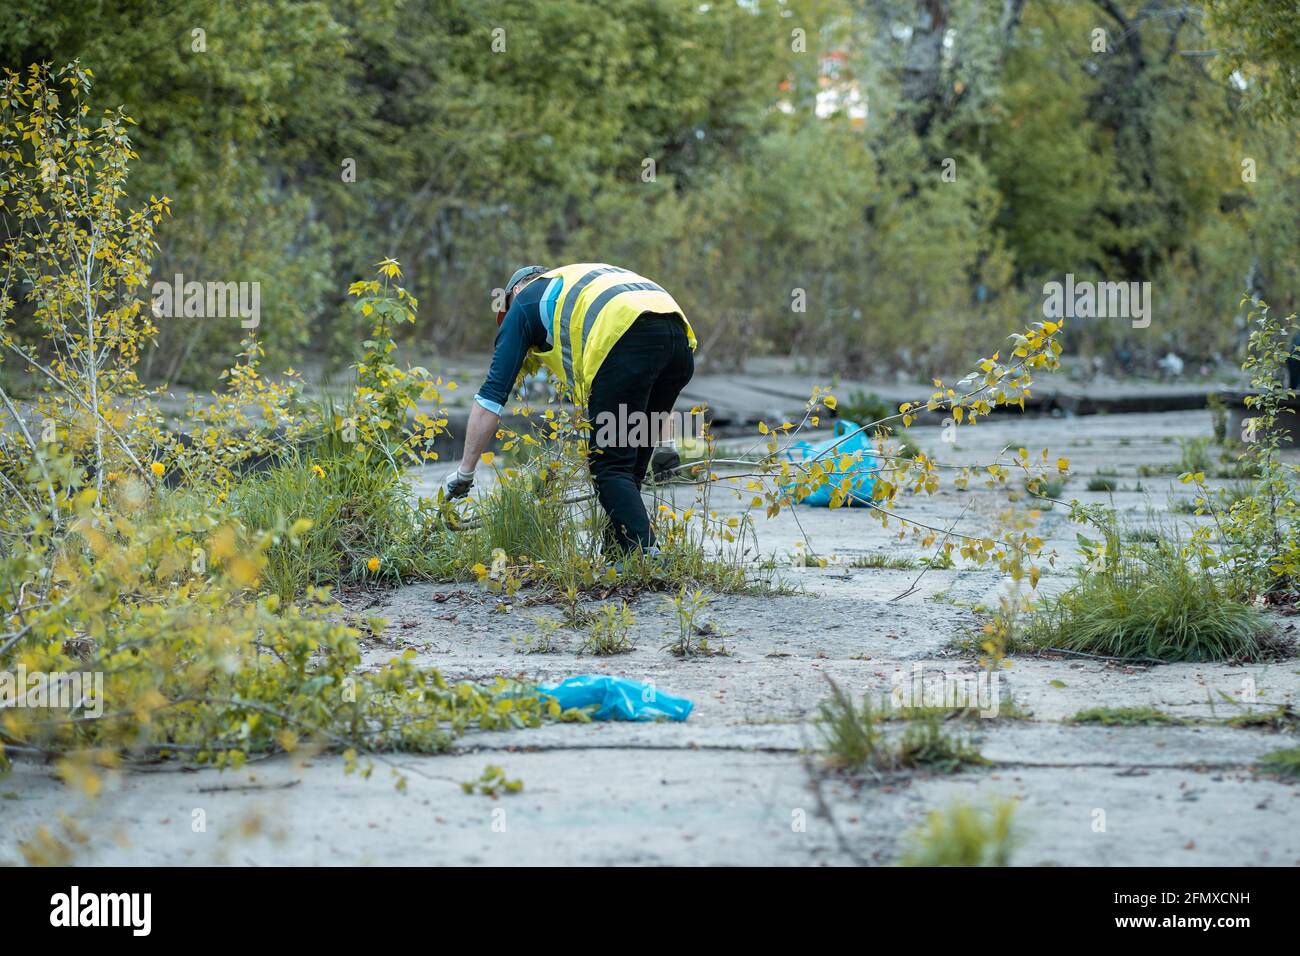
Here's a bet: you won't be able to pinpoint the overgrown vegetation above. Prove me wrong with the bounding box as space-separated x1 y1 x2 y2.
230 448 444 602
984 309 1297 669
0 67 1077 804
0 71 560 793
1182 301 1300 600
1 0 1298 872
998 300 1300 667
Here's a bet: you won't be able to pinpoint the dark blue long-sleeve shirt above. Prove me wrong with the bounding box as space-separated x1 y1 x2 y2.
474 276 557 414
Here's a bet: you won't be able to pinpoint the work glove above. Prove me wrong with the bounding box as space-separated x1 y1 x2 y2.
650 446 681 484
442 467 475 500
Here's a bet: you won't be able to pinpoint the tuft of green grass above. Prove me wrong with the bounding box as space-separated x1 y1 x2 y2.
851 553 917 570
1137 463 1177 477
921 549 956 570
816 682 985 773
893 708 988 772
816 680 886 769
1254 747 1300 779
899 799 1019 866
1022 543 1273 663
1086 476 1117 493
460 764 524 796
1213 455 1261 480
1067 706 1183 726
469 465 586 570
230 448 448 600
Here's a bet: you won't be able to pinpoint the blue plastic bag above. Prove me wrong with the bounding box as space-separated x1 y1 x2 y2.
784 418 878 507
536 675 693 722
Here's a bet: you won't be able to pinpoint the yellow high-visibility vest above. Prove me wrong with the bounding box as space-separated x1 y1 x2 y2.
531 263 696 403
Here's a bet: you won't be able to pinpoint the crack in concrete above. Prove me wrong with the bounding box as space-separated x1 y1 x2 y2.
451 742 1270 771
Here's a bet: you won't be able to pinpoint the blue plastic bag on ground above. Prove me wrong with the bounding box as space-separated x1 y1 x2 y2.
784 418 878 507
537 675 693 721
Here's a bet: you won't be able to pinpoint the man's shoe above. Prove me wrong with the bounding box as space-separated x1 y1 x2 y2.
612 546 666 577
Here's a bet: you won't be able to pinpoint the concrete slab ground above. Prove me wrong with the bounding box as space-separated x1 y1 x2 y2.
4 725 1296 865
2 410 1297 866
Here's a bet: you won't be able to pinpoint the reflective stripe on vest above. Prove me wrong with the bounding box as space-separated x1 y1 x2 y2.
556 266 628 382
535 263 695 401
581 281 667 344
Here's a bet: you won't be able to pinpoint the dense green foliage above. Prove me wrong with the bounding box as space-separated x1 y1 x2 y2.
3 0 1295 382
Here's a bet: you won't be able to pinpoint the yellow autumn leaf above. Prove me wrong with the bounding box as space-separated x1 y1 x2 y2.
229 556 261 588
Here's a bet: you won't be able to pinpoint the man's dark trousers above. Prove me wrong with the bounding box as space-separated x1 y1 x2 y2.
586 313 694 554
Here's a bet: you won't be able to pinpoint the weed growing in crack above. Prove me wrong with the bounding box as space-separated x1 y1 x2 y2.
663 588 722 657
1226 705 1298 731
1254 747 1300 780
893 708 988 772
816 680 984 774
512 617 565 655
900 799 1019 866
580 601 636 656
817 681 887 769
1067 706 1183 726
460 765 523 796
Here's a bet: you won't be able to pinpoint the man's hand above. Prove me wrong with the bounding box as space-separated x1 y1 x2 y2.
442 468 474 500
650 446 681 484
